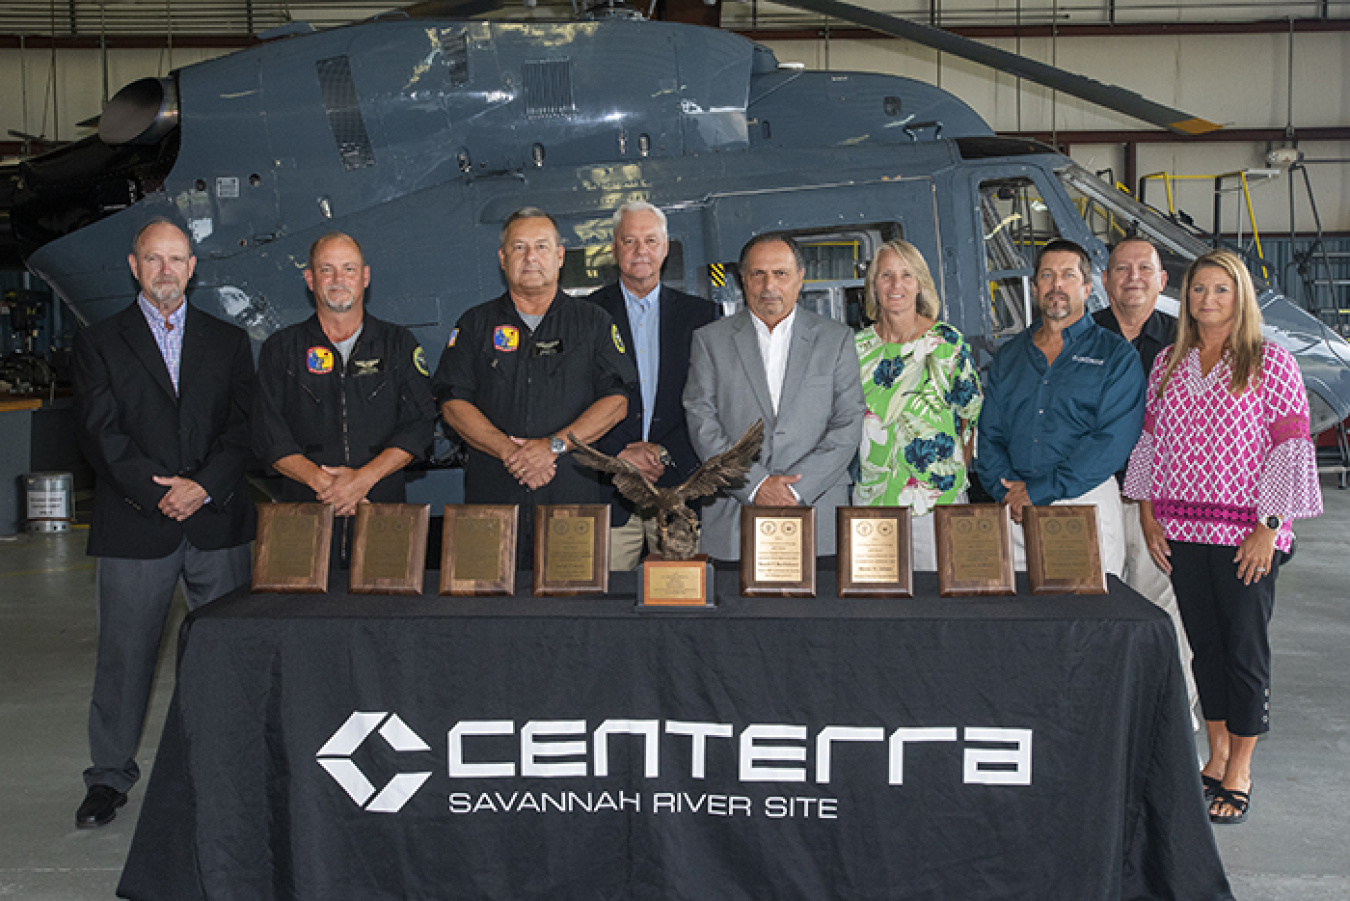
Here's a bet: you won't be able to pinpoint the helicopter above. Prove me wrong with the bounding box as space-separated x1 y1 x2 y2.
2 0 1349 506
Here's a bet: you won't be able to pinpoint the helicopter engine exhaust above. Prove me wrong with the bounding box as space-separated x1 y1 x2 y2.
99 77 180 147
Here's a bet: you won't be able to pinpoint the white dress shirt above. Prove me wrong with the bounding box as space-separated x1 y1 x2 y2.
749 305 796 415
748 306 799 503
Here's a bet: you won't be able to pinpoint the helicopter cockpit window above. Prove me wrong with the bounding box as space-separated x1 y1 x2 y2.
560 242 686 296
980 177 1061 337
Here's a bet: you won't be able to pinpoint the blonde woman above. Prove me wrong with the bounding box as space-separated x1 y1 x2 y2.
854 240 982 568
1124 249 1322 825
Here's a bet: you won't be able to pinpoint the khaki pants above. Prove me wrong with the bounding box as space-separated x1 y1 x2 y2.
610 512 700 570
1010 478 1125 578
1121 498 1199 716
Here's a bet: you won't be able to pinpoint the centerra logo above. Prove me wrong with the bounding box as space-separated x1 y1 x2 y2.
316 712 433 813
318 713 1033 814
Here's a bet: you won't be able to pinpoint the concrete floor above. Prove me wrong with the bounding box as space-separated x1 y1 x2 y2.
1 479 1347 900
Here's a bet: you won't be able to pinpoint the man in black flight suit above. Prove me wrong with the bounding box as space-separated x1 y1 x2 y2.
432 207 637 565
252 232 436 561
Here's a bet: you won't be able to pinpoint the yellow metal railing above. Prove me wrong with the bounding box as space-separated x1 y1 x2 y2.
1138 170 1278 279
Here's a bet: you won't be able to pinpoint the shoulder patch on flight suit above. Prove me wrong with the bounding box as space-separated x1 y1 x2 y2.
493 325 520 352
413 346 430 376
611 324 626 354
306 346 334 374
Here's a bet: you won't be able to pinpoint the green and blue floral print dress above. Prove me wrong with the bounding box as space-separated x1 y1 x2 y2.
855 322 983 514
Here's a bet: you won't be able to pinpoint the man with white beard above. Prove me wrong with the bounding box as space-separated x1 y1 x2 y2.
253 232 435 563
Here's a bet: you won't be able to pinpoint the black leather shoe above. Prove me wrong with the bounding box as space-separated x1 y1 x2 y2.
76 785 127 829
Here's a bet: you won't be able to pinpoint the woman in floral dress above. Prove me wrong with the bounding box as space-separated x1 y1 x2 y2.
1125 249 1321 825
854 240 983 568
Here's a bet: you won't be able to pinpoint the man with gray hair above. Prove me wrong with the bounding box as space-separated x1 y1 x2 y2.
433 207 637 563
684 232 865 560
588 201 717 568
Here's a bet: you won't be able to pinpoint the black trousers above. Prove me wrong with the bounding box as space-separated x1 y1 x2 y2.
1168 541 1278 737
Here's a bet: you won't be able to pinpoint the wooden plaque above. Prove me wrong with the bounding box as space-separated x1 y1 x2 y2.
1023 505 1107 595
440 505 518 596
739 506 816 597
534 505 609 596
934 504 1016 597
349 503 431 595
253 503 333 593
837 507 913 598
639 555 715 608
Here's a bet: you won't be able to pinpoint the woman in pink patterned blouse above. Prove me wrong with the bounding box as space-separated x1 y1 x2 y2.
1124 249 1322 826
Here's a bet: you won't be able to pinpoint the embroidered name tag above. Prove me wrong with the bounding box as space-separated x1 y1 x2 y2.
1071 355 1105 365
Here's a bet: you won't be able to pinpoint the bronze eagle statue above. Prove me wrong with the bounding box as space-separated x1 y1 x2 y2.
569 420 765 560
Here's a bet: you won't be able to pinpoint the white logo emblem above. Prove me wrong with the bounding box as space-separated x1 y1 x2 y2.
317 712 432 813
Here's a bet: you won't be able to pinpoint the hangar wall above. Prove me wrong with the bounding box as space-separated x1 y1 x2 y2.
760 29 1350 235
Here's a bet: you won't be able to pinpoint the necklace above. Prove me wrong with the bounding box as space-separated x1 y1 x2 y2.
877 320 925 345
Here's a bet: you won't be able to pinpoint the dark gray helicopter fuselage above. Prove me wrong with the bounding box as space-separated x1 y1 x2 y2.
18 17 1350 462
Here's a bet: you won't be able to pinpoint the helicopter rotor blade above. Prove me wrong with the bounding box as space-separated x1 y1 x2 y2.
767 0 1220 135
401 0 506 19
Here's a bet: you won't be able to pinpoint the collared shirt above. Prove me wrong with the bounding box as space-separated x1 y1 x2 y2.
1124 343 1321 552
621 281 661 441
1094 305 1176 485
136 294 186 393
1093 306 1176 378
252 313 436 504
750 305 797 414
748 305 800 503
432 290 637 510
976 313 1146 506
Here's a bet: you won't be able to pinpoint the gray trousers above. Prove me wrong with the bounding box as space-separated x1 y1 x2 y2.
85 539 251 791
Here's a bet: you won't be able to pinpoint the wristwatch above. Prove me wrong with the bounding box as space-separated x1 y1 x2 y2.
1262 514 1283 531
549 436 567 455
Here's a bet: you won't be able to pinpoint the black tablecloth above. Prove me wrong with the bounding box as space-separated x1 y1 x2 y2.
119 567 1232 900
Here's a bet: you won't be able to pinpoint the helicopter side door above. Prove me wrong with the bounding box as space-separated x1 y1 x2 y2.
966 164 1110 356
699 177 943 328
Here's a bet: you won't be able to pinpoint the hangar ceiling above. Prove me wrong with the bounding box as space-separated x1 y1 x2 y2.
0 0 1343 37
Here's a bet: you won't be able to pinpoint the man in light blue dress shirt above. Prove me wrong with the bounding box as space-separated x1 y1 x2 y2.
590 202 716 568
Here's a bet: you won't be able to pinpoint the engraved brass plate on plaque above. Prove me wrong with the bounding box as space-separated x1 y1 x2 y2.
1024 505 1107 595
837 507 913 598
935 504 1016 597
349 503 430 595
639 555 715 608
253 503 333 593
440 505 518 596
534 505 609 596
739 506 816 597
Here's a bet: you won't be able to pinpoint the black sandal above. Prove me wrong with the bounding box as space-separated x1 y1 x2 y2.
1209 786 1251 825
1201 773 1223 802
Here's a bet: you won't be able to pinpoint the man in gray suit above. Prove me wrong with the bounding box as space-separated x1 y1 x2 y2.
683 234 865 560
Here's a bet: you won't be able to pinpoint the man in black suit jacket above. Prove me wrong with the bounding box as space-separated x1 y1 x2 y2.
72 219 255 828
589 202 717 568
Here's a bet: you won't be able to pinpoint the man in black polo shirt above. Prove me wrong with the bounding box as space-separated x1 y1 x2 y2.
253 232 436 562
1095 236 1195 717
433 207 637 564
